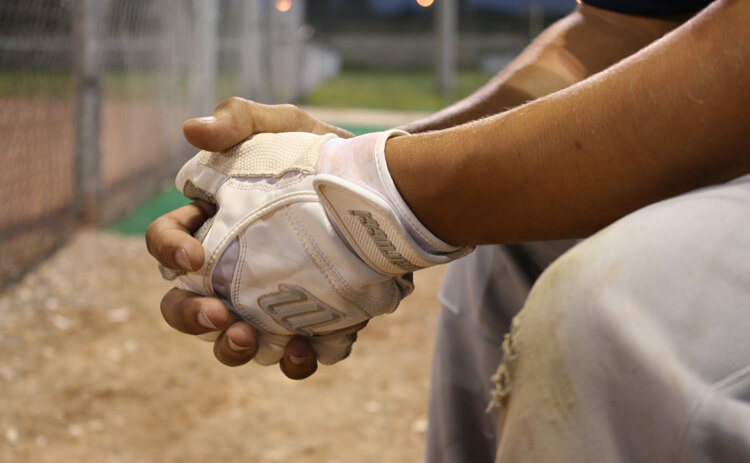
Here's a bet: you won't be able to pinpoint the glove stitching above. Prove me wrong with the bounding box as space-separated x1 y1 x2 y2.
321 182 432 271
231 236 278 334
284 207 364 312
231 235 246 312
284 207 400 316
284 207 398 313
201 190 320 292
199 150 317 179
290 205 401 309
225 174 306 192
313 321 366 341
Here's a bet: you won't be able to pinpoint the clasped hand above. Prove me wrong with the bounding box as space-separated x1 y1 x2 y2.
146 97 471 379
146 97 353 379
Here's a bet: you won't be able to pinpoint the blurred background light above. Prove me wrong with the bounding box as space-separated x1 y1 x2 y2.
275 0 293 13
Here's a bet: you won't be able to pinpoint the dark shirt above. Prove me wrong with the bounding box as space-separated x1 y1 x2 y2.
584 0 713 16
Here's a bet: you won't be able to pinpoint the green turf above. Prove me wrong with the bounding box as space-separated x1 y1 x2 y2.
0 71 73 98
1 69 491 107
108 187 191 235
108 124 385 235
0 71 247 102
342 125 386 136
301 69 491 111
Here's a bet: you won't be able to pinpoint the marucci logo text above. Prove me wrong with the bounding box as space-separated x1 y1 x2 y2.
349 210 421 272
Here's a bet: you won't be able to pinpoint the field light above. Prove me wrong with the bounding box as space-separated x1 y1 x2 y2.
275 0 292 12
416 0 435 7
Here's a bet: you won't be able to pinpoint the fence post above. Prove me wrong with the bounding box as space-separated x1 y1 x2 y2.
437 0 458 102
190 0 219 115
73 0 106 223
240 1 266 101
269 0 305 103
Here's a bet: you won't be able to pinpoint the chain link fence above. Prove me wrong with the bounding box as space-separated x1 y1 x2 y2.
0 0 76 287
0 0 338 287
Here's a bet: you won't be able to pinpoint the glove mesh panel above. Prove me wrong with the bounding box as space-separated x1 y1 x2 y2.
198 132 337 178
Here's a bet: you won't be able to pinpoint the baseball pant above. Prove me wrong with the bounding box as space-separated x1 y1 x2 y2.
493 174 750 462
426 241 576 463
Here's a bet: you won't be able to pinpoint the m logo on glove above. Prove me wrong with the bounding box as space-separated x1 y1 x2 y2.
259 284 343 336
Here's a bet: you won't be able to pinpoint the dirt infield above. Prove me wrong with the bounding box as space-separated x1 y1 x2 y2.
0 230 445 462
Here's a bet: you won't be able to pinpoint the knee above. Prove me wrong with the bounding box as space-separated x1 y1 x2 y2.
489 227 646 407
520 207 668 342
518 234 625 347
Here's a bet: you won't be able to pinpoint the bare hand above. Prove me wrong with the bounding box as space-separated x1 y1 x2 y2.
182 97 353 152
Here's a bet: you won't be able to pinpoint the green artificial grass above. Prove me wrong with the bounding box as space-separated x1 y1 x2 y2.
0 71 73 98
1 69 491 108
108 187 190 235
301 69 491 112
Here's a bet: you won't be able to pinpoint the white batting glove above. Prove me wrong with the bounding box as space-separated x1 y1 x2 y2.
162 130 472 365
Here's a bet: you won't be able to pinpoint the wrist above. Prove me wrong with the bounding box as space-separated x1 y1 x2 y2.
384 130 468 246
314 130 472 275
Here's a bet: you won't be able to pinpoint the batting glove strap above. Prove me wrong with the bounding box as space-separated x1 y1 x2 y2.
314 130 473 277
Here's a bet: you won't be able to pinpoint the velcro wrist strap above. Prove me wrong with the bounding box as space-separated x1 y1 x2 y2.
314 131 472 276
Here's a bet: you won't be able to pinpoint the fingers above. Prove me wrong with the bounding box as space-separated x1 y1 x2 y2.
213 321 259 367
212 327 318 376
160 288 319 375
280 337 318 380
183 97 354 152
160 288 239 335
145 201 215 271
160 289 258 367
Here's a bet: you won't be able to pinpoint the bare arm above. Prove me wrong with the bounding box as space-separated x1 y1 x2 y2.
389 0 750 245
145 1 732 378
401 4 690 133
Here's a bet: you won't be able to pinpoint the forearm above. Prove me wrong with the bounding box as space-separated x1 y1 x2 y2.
389 0 750 245
401 4 689 133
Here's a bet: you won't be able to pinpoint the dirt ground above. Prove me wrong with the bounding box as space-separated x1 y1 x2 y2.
0 230 446 463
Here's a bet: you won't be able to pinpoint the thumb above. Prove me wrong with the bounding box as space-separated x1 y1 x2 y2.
183 97 354 152
183 97 265 152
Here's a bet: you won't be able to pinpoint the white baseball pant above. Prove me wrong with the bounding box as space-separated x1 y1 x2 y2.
493 174 750 462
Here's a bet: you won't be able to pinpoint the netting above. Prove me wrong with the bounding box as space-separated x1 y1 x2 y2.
0 0 328 287
100 0 198 224
0 0 75 285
